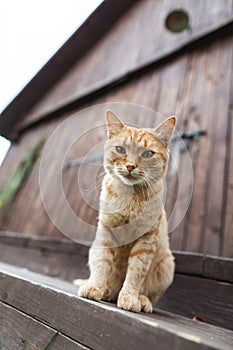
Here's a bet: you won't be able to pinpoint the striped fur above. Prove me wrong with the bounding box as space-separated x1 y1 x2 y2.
78 110 176 313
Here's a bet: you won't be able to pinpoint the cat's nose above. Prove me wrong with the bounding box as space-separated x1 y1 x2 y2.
126 164 136 173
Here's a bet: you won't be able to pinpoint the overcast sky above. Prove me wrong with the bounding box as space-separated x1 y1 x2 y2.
0 0 102 165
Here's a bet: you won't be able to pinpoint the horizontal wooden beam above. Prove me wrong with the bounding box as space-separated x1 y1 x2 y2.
0 262 232 350
0 233 232 282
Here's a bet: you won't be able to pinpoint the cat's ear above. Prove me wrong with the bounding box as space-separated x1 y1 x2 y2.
106 110 124 139
154 116 177 147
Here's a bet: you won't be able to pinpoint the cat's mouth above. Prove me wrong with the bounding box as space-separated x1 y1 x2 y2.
117 172 144 185
125 174 135 179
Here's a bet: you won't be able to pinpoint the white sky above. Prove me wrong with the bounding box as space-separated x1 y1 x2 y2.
0 0 102 165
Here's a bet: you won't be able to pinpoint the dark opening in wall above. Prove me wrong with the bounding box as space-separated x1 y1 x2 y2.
165 9 189 33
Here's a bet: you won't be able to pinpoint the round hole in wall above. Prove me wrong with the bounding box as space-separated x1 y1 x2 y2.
165 9 189 33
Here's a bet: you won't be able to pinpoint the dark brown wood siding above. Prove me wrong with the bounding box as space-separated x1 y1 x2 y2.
0 31 232 257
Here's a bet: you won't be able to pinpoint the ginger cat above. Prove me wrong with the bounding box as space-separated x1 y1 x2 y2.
78 110 176 313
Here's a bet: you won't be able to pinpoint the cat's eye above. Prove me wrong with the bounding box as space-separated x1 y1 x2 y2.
142 150 155 158
116 146 126 154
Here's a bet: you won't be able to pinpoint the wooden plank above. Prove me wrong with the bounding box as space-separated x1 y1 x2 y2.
180 37 233 256
0 124 53 234
0 302 89 350
174 251 204 276
0 232 88 254
174 251 233 283
202 39 233 256
171 51 205 251
0 234 232 282
203 256 233 283
16 1 233 131
163 54 193 250
158 274 233 331
6 123 60 236
180 48 210 253
154 55 188 251
221 50 233 257
0 263 232 350
0 242 89 282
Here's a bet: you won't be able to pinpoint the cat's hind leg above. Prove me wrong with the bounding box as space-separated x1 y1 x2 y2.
142 250 175 305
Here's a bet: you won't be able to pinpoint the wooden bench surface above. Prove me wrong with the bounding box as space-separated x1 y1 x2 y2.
0 262 233 350
0 234 233 332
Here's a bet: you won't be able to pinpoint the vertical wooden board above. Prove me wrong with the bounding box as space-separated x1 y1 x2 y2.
180 48 212 253
31 106 108 241
0 128 46 230
202 38 233 256
0 128 40 191
3 123 55 236
164 53 198 250
222 57 233 258
155 55 190 250
170 51 204 251
173 48 213 252
0 302 88 350
178 38 232 255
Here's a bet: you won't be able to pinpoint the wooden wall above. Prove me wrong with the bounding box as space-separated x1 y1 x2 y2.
17 0 233 129
0 0 232 258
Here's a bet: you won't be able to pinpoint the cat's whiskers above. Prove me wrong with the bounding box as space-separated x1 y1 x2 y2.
145 173 176 200
144 174 164 206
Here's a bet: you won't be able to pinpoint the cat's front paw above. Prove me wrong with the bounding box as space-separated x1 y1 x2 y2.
117 290 141 312
138 295 153 313
78 283 104 301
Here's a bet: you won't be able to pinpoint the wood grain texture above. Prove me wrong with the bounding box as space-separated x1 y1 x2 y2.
0 234 232 283
0 263 233 350
157 274 233 331
0 235 89 282
0 302 89 350
0 12 233 258
17 0 233 129
221 52 233 258
175 36 233 257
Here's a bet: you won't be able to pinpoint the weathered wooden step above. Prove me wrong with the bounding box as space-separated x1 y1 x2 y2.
0 263 232 350
0 233 233 331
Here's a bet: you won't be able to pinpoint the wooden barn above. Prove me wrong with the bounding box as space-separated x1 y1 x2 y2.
0 0 233 349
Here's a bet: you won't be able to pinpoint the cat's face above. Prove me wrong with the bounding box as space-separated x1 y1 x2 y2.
104 110 176 186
